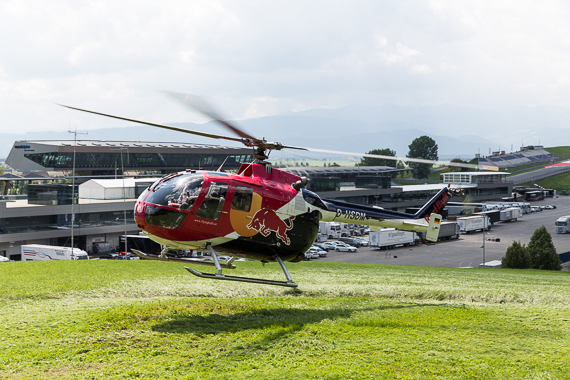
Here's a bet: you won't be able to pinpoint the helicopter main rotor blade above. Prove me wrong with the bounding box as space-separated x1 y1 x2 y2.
58 99 499 172
57 104 245 144
165 92 263 144
299 147 499 171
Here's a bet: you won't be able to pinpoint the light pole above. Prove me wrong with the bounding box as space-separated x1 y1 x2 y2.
480 214 487 266
112 147 129 255
68 128 87 250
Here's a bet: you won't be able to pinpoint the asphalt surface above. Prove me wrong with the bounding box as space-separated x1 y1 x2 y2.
318 196 570 268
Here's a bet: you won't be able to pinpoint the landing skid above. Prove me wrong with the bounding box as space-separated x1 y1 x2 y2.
186 245 298 288
185 267 298 287
132 247 298 288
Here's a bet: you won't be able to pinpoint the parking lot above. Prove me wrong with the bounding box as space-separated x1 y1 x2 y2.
319 196 570 268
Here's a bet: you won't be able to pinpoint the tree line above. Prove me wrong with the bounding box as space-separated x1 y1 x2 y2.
358 135 439 179
502 226 562 270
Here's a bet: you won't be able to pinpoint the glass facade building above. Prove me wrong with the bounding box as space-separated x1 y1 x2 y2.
6 141 254 175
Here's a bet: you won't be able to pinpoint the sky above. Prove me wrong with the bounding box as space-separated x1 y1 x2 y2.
2 0 570 135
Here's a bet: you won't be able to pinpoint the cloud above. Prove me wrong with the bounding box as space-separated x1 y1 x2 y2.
0 0 569 136
381 43 422 64
411 64 433 74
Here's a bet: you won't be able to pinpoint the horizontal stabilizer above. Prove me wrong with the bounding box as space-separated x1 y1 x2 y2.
425 213 443 242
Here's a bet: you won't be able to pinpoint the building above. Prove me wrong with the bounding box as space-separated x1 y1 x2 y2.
0 195 138 260
6 140 254 176
0 140 515 260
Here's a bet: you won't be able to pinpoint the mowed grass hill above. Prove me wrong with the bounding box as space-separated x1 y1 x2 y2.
1 259 569 379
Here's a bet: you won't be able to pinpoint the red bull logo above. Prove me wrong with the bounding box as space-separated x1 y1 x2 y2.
424 190 450 223
247 209 295 245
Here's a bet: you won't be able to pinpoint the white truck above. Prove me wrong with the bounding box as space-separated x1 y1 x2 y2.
500 207 522 222
417 221 460 241
319 221 341 239
369 227 418 250
316 226 328 242
456 216 490 234
21 244 89 261
555 216 570 234
339 223 352 237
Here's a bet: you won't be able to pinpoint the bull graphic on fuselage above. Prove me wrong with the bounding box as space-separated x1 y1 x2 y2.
246 209 295 245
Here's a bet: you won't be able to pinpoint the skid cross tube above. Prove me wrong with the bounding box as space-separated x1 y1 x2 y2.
130 249 236 269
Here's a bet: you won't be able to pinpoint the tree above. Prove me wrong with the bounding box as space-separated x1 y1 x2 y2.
407 136 438 179
502 241 531 269
396 160 406 178
527 226 562 270
358 148 396 167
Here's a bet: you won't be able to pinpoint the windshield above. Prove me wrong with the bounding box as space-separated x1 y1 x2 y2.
302 189 329 210
144 173 204 208
556 221 567 226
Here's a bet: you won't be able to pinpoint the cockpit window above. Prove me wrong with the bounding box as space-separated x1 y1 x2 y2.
302 189 328 210
144 173 204 208
196 182 229 220
232 185 253 212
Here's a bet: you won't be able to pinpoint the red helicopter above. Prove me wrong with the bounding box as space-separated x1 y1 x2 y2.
60 96 493 287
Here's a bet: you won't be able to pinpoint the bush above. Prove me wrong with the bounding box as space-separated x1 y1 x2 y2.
502 241 531 269
527 226 562 270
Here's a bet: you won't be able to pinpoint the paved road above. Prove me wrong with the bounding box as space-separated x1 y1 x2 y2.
508 165 570 185
318 196 570 268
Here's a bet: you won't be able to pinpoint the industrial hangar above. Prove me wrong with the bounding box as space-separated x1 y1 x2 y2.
0 140 514 261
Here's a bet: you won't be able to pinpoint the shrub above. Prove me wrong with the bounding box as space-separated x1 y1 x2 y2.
527 226 562 270
502 241 531 269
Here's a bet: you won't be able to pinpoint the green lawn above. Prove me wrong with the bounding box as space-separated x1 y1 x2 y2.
546 146 570 161
520 170 570 192
1 260 569 379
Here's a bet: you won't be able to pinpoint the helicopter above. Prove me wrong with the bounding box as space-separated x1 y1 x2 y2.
60 95 496 287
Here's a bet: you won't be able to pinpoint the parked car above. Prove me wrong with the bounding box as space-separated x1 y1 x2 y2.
545 205 556 210
304 248 320 259
355 237 369 247
312 243 329 252
320 242 339 250
99 253 120 260
217 256 232 261
118 252 141 260
334 243 357 252
309 247 327 257
338 237 362 247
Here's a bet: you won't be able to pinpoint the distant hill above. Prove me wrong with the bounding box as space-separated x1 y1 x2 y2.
3 104 570 160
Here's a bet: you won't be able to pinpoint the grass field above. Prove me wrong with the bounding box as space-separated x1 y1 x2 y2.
1 260 569 379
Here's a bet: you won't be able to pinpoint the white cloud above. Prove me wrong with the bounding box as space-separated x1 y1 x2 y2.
411 64 433 74
381 43 422 64
0 0 569 135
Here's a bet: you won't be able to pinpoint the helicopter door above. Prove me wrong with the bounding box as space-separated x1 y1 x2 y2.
195 182 229 220
229 185 263 237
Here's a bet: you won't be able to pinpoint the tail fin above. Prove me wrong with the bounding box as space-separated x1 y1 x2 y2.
413 186 454 221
